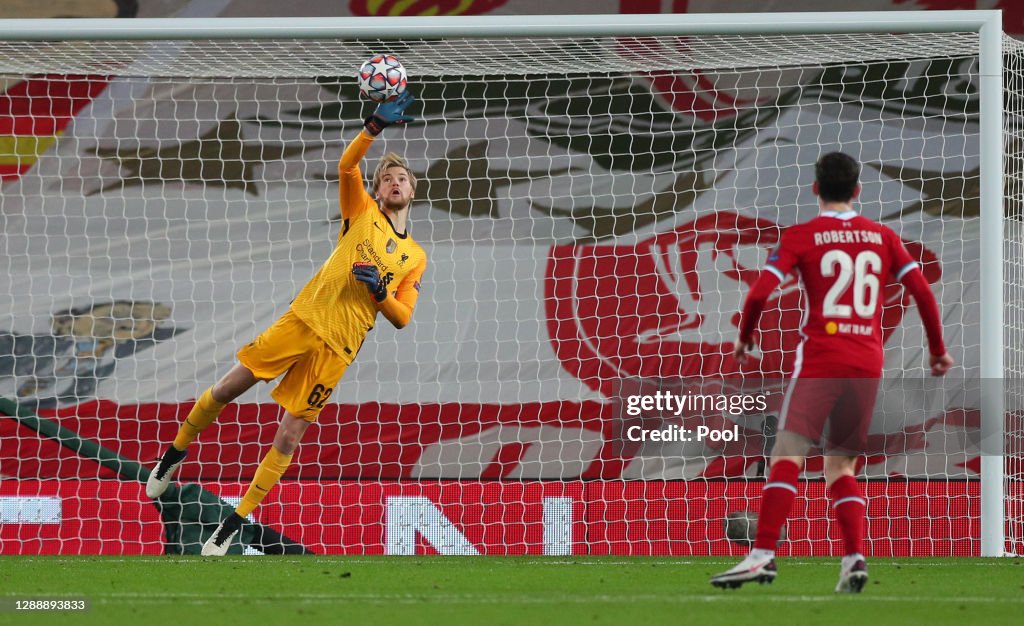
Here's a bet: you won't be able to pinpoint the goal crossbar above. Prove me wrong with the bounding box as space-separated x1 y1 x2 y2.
0 11 1004 40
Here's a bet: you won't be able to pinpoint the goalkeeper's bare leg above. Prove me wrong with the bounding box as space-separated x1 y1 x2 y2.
202 412 308 556
146 363 259 498
711 433 811 589
825 455 869 593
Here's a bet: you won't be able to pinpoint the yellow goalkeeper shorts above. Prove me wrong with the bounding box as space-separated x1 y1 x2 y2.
237 310 348 422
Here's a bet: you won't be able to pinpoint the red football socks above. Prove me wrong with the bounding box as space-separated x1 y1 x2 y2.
754 459 801 551
829 474 866 556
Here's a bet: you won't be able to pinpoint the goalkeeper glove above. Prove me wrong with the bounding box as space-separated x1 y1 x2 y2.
352 262 387 302
363 90 416 136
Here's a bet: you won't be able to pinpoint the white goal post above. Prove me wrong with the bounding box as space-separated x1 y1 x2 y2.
0 11 1015 557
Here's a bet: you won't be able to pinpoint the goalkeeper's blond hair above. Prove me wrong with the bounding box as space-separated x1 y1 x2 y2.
372 152 417 194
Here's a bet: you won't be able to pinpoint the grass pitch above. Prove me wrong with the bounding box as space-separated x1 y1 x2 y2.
1 556 1021 625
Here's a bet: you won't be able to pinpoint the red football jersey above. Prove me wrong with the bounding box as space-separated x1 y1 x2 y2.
765 210 917 375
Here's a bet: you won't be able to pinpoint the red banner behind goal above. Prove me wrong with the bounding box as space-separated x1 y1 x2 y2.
3 480 1017 557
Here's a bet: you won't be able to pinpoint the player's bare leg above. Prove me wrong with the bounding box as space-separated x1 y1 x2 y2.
146 363 259 498
711 433 811 589
202 411 309 556
826 455 869 593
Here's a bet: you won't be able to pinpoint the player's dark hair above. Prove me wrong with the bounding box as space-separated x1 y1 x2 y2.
815 152 860 203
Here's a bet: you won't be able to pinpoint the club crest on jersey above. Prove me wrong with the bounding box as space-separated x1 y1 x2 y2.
399 253 409 267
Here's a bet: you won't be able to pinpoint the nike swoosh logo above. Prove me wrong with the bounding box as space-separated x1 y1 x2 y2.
373 222 384 232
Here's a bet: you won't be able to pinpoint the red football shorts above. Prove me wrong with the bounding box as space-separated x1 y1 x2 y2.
777 374 880 454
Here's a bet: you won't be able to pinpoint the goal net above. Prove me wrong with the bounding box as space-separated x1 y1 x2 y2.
0 14 1019 556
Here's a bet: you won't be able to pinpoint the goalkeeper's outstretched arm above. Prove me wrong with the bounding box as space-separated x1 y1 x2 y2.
337 133 376 225
336 91 417 228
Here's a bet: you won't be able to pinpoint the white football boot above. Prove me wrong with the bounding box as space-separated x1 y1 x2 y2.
710 549 778 589
201 514 243 557
835 553 869 593
145 447 187 499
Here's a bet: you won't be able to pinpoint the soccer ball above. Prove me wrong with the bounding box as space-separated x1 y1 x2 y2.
723 510 787 546
357 54 407 103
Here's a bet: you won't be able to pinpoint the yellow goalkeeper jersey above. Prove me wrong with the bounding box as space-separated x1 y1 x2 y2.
290 130 427 364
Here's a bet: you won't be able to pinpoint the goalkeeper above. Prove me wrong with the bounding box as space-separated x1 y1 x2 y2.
146 92 426 556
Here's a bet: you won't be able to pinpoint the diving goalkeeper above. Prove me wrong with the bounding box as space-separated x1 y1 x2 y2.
146 92 426 556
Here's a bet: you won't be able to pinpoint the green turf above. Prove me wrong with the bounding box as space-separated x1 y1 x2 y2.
0 556 1021 626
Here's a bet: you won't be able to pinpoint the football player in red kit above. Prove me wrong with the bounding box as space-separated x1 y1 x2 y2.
710 152 953 593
